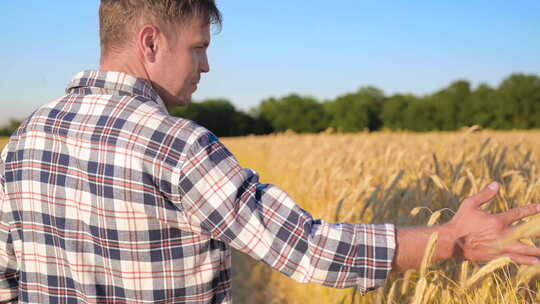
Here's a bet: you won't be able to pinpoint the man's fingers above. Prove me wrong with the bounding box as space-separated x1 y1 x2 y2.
498 204 540 225
463 182 499 209
504 253 540 266
503 242 540 257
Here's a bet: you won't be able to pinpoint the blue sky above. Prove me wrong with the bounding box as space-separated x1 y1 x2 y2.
1 1 539 125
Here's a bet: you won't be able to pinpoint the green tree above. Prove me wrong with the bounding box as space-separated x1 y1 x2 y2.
170 99 259 137
247 107 274 135
325 86 385 132
466 83 498 128
432 80 471 130
258 94 328 133
494 74 540 129
402 98 437 131
0 119 22 137
381 94 416 130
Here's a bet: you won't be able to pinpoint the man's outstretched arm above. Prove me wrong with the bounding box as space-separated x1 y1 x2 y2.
176 130 396 293
393 182 540 273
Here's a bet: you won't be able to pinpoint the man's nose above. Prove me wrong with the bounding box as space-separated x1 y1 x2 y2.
200 53 210 73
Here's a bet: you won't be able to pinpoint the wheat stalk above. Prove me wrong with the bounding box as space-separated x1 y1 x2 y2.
400 269 415 296
411 277 428 304
516 265 540 286
385 280 398 304
459 261 470 288
464 257 512 289
499 218 540 247
426 210 442 227
420 232 439 278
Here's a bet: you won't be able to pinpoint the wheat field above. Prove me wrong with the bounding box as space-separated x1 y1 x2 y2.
0 138 7 150
221 129 540 303
2 130 540 303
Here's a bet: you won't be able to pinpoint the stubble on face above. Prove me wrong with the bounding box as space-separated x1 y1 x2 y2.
150 18 211 109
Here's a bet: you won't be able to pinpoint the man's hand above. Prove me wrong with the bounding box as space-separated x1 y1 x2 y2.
393 182 540 273
447 182 540 265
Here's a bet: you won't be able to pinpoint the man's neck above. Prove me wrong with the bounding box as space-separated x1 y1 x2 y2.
100 52 148 80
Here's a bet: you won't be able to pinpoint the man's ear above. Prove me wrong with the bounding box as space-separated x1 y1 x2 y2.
138 25 160 63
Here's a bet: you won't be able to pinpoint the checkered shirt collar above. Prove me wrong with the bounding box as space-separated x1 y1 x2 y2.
66 70 169 114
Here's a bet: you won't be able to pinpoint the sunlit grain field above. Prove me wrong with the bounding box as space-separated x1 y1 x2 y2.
2 130 540 303
222 129 540 303
0 138 8 150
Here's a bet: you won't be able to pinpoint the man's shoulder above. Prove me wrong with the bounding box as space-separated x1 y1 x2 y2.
153 113 211 145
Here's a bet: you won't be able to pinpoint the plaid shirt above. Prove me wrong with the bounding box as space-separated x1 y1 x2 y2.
0 70 396 303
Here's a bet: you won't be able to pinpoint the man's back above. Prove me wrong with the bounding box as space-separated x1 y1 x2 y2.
0 70 233 303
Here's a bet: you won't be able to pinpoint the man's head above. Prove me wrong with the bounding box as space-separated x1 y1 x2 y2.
99 0 222 107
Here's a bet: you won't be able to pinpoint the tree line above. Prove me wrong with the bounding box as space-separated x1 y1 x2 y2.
0 120 22 137
1 73 539 137
172 73 540 135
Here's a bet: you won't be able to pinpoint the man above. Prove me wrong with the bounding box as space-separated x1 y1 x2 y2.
1 1 539 303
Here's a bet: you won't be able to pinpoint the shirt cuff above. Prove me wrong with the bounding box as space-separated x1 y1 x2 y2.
354 223 396 295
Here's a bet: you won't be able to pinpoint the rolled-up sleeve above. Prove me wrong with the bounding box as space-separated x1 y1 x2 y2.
0 157 18 302
177 131 396 293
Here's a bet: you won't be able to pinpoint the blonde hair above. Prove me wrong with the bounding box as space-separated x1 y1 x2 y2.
99 0 222 55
